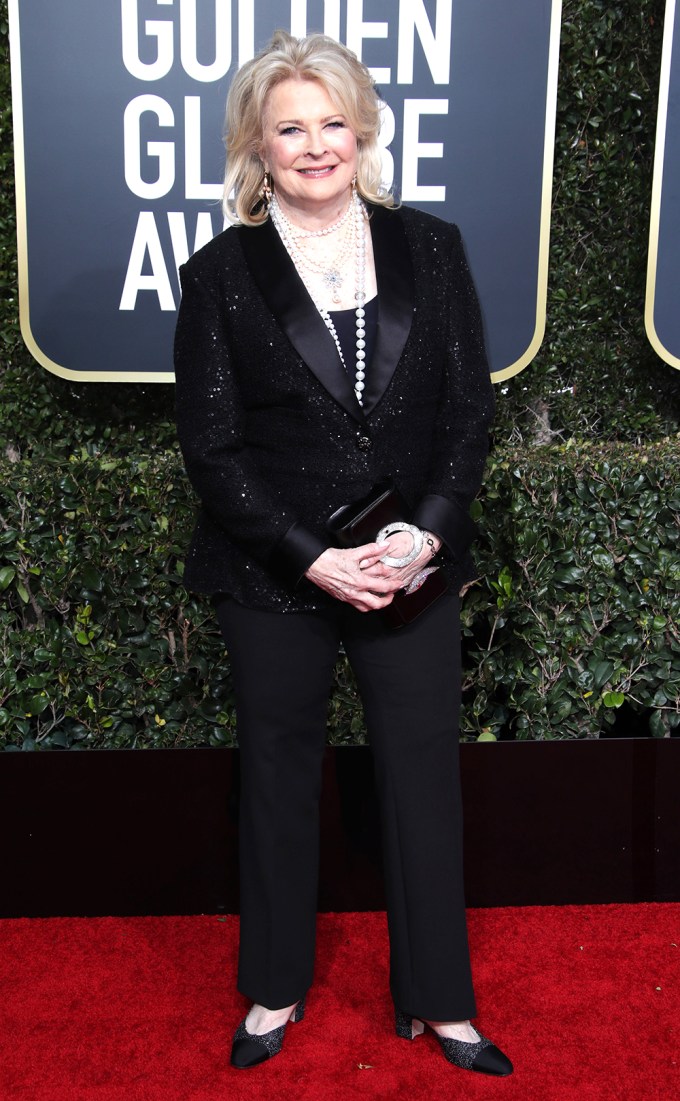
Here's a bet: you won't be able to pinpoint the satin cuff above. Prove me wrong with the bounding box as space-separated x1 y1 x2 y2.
412 494 477 561
271 521 332 587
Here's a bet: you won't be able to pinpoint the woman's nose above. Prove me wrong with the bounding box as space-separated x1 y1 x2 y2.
304 129 327 157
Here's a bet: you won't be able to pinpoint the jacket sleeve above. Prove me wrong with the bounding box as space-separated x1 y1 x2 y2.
174 260 331 585
411 226 495 560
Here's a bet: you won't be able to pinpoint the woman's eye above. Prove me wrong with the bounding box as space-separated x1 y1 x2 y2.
326 121 345 129
280 126 301 135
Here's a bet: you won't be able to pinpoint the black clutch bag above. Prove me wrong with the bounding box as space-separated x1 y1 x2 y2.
326 481 449 628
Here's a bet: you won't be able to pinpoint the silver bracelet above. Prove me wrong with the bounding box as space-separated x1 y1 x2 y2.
375 522 424 568
422 531 438 557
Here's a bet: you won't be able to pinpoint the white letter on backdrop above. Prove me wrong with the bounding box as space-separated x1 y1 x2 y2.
121 0 174 81
167 211 216 275
401 99 448 202
397 0 452 84
180 0 231 81
124 95 175 200
184 97 223 199
346 0 390 83
120 212 176 311
290 0 341 41
238 0 255 64
377 100 395 191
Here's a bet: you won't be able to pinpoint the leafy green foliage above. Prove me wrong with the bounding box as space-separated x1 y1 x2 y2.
0 453 233 749
463 440 679 741
494 0 679 442
1 443 677 749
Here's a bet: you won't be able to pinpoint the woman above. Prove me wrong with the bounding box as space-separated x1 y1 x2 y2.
175 30 512 1077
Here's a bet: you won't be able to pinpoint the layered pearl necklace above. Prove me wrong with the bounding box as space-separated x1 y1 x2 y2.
269 191 368 406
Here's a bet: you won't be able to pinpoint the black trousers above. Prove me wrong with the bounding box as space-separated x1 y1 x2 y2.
215 589 477 1021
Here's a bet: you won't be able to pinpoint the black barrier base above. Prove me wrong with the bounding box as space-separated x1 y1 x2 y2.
0 741 677 918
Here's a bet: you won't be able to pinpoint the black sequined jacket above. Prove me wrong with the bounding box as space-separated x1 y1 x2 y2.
174 203 494 611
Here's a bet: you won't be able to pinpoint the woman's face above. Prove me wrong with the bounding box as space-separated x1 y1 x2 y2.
261 78 358 222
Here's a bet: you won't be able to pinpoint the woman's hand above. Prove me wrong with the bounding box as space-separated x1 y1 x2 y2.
366 529 442 591
305 530 442 612
305 542 398 612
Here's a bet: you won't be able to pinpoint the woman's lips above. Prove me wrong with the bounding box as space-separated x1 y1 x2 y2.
297 165 337 176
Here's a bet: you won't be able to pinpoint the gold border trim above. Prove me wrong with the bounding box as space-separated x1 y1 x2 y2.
644 0 680 371
10 0 561 385
490 0 562 384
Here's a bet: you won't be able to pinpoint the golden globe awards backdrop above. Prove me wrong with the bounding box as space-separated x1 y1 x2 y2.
646 0 680 371
9 0 561 383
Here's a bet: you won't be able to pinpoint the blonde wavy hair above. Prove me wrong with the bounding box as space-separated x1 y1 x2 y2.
223 30 395 225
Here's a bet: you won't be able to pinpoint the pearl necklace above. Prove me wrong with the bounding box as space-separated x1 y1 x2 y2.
270 193 368 406
292 221 354 304
289 200 353 239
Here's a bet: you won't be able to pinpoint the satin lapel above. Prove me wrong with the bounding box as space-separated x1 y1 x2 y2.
237 219 365 423
362 205 414 415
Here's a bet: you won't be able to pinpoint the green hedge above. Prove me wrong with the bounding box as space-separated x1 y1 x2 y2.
466 439 679 740
1 441 677 750
514 0 679 442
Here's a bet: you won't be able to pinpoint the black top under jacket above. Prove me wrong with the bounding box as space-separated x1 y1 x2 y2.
174 203 495 612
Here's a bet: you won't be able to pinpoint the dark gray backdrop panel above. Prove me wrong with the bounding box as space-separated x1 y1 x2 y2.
12 0 558 379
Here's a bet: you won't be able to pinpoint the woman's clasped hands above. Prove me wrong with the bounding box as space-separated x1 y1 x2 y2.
305 529 441 612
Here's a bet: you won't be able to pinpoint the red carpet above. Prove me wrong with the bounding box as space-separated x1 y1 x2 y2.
0 905 678 1100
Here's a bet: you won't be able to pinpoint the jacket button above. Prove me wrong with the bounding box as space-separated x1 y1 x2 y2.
356 434 373 451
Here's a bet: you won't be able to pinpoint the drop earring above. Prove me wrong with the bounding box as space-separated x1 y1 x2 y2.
261 169 272 207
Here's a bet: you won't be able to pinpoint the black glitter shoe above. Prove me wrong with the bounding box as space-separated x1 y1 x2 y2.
395 1010 513 1076
230 998 305 1069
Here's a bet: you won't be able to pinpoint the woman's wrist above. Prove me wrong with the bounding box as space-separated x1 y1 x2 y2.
421 530 442 557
